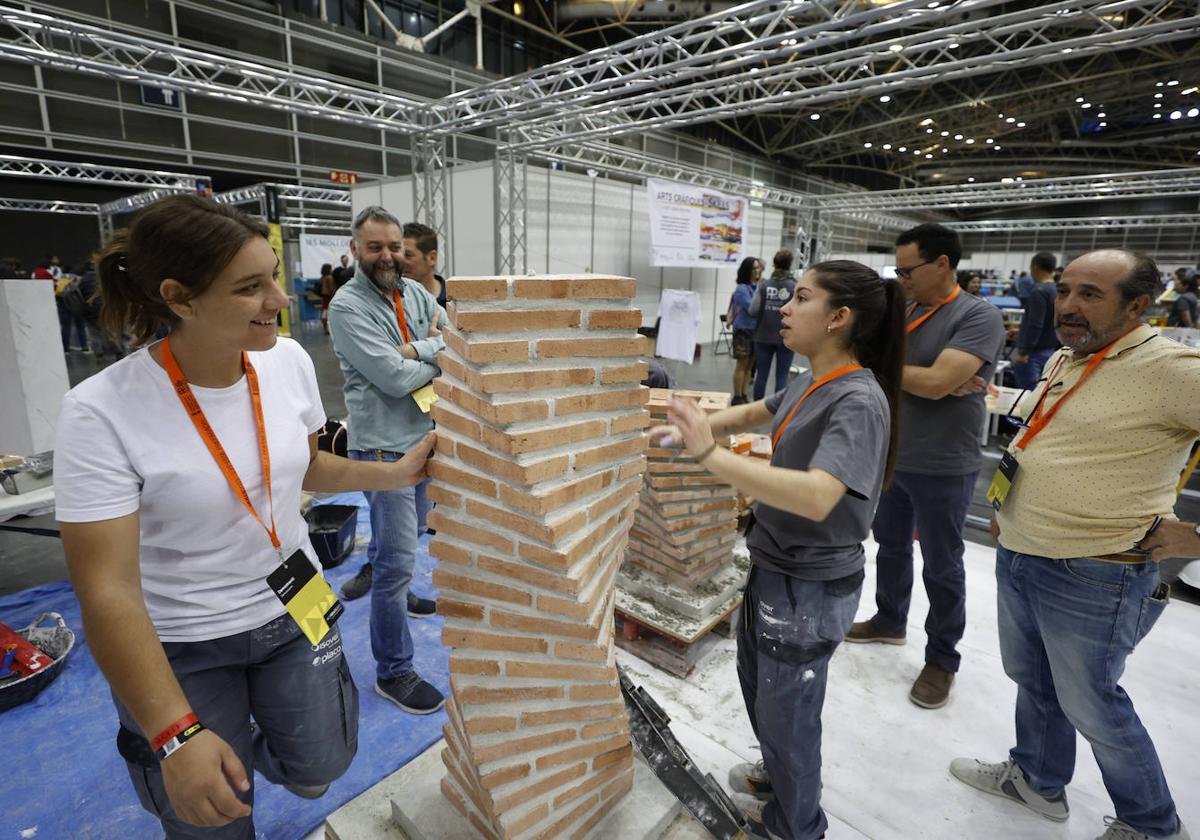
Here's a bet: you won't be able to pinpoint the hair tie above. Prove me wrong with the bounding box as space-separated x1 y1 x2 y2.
116 255 128 273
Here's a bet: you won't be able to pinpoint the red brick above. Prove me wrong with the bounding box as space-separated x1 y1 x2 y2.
554 387 647 416
438 597 485 621
480 418 608 456
426 484 462 509
569 682 621 701
480 762 531 790
554 639 608 663
500 801 548 837
477 553 579 596
505 660 614 682
433 568 532 607
617 456 647 479
536 734 630 770
455 439 570 486
472 366 596 395
580 718 627 740
587 309 643 329
429 538 473 567
464 715 519 736
592 743 633 771
531 794 600 840
599 768 634 803
443 628 548 654
552 760 627 810
450 304 581 332
449 656 501 676
499 470 612 517
490 607 599 641
599 361 649 384
448 331 531 365
446 278 509 301
458 685 562 705
466 498 588 545
611 411 650 435
513 277 635 299
427 510 515 553
491 761 587 814
569 797 612 840
574 436 647 470
429 401 483 440
432 377 550 425
429 460 498 498
521 702 624 728
536 592 592 621
472 727 575 764
535 337 644 359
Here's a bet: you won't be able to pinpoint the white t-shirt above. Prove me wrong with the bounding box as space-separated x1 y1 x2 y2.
54 337 327 642
656 288 702 364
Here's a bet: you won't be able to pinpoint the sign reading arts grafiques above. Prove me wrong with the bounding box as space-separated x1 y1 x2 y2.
646 177 751 269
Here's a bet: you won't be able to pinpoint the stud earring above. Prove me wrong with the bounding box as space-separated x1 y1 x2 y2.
826 324 833 333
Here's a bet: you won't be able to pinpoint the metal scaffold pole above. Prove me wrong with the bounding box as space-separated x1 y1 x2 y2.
411 135 451 275
494 135 528 275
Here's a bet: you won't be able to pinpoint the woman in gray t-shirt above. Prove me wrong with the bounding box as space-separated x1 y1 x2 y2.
653 261 905 840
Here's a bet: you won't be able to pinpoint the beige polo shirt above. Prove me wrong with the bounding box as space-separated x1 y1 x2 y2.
996 324 1200 560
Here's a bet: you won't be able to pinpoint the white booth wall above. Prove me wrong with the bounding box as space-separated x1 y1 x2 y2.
351 162 787 345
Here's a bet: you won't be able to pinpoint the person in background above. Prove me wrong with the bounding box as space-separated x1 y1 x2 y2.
728 255 763 405
318 263 336 335
848 223 1006 710
402 221 446 308
331 254 353 289
48 254 64 280
1015 266 1035 303
327 205 446 715
55 194 435 838
652 260 905 840
77 260 125 360
1167 271 1198 328
958 274 983 296
1012 252 1061 389
952 249 1197 840
749 249 797 401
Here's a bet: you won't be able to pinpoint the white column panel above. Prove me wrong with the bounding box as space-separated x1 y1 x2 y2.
0 279 69 455
449 163 496 276
546 170 595 274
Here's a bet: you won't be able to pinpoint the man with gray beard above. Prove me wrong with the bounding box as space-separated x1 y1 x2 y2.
327 206 447 715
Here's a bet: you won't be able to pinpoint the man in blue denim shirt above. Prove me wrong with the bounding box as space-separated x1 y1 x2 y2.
327 205 447 714
951 249 1198 840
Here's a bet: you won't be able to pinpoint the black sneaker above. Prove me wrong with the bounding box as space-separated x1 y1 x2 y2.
285 782 330 799
340 562 372 601
376 672 445 715
407 591 437 618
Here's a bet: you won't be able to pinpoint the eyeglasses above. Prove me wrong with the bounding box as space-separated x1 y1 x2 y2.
895 260 935 280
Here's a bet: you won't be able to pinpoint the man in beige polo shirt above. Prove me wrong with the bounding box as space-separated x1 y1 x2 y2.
950 249 1198 840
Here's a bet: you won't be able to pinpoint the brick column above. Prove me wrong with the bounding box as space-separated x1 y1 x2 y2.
428 275 649 840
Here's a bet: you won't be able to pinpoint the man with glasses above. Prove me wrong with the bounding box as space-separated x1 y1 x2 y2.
847 223 1005 710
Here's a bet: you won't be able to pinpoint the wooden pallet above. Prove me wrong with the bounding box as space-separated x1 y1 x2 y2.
614 593 742 678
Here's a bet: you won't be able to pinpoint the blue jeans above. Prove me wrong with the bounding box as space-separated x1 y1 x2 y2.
871 469 976 672
737 564 863 840
753 342 795 401
1011 347 1055 391
349 449 419 681
996 546 1176 836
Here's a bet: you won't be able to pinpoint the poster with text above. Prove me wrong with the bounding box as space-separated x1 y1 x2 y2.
646 178 750 268
300 233 351 278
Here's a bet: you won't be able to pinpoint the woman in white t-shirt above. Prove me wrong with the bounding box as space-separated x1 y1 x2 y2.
55 194 434 838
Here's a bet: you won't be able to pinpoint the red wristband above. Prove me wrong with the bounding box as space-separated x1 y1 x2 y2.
151 713 199 752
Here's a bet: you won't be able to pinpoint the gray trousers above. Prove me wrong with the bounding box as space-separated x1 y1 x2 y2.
113 614 359 839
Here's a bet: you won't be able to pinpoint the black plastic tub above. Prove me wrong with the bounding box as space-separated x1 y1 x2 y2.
305 504 359 569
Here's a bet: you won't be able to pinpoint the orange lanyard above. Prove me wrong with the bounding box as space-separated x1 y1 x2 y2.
1015 325 1138 452
160 337 281 553
391 289 411 344
906 285 960 334
772 363 863 449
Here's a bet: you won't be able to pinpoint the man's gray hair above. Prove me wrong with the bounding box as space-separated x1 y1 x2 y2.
1115 249 1162 302
352 205 403 240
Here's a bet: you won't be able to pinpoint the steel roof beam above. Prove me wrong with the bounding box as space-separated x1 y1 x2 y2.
0 196 99 214
952 214 1200 232
0 153 201 189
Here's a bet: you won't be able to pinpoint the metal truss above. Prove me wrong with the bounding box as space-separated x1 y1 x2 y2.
787 208 816 268
0 6 428 135
432 0 1200 148
0 154 201 190
411 136 452 274
494 136 529 275
0 196 97 214
98 187 196 240
952 214 1200 233
813 213 835 264
817 169 1200 213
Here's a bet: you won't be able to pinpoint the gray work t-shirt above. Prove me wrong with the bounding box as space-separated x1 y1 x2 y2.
747 368 890 581
898 292 1005 476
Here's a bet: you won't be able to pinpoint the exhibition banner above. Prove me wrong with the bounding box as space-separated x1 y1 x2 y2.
300 233 351 278
646 178 750 268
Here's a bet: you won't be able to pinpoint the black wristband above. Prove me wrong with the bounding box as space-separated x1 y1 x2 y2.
155 720 206 761
695 441 719 464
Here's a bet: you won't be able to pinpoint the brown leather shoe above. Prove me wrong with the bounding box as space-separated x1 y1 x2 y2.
845 619 906 645
910 663 954 709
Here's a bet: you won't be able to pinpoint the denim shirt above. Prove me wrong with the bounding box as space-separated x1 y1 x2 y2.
327 267 447 453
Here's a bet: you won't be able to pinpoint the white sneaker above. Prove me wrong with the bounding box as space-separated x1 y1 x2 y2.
1096 816 1190 840
949 757 1069 822
728 759 773 800
731 792 786 840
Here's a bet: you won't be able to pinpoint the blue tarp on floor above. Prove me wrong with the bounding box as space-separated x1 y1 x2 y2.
0 492 447 840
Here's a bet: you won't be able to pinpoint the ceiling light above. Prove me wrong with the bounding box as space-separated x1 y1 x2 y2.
967 177 975 182
1154 93 1164 99
994 145 1002 150
925 153 933 158
1075 97 1085 102
1189 108 1200 117
941 147 949 153
1167 80 1179 86
919 118 934 126
1099 121 1107 127
1001 177 1014 183
1081 103 1092 109
1154 113 1163 119
1017 122 1026 128
927 128 934 133
1182 86 1198 95
913 150 921 155
986 138 994 144
882 143 892 149
940 130 950 136
1005 117 1016 123
965 138 975 144
879 95 892 103
889 43 904 52
864 142 873 148
1016 176 1023 181
1097 112 1106 118
1170 110 1183 119
898 145 908 152
1155 103 1163 109
954 133 963 140
810 113 821 120
1155 81 1164 87
948 42 960 49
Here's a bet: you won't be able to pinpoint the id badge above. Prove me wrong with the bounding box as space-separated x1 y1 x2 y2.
411 383 438 414
986 451 1020 511
267 550 344 645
